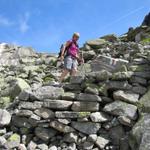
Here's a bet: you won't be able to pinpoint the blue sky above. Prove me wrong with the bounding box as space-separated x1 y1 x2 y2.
0 0 149 53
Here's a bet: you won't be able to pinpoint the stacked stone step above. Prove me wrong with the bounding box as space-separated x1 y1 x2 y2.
9 85 108 150
0 54 149 150
3 60 149 150
0 36 150 149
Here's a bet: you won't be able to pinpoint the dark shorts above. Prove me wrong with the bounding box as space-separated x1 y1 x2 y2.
64 55 78 70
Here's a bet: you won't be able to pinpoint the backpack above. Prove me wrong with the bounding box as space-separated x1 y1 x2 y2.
58 41 79 58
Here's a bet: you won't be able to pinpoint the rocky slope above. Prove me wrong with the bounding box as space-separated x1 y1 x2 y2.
0 16 150 150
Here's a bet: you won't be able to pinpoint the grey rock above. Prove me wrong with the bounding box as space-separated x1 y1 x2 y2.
130 76 147 85
134 71 150 80
101 34 118 42
112 71 133 80
57 119 71 125
49 146 57 150
5 133 20 149
70 76 84 84
103 101 138 120
0 136 6 146
16 46 37 58
142 12 150 26
63 83 82 91
107 81 132 91
84 86 99 95
27 141 37 150
87 134 97 143
35 127 57 142
83 50 96 61
18 144 27 150
43 100 73 110
71 121 101 135
86 39 107 49
16 109 33 117
118 116 134 127
34 108 55 119
10 78 30 99
50 120 75 133
55 111 90 118
95 136 110 149
37 143 48 150
139 133 150 150
11 116 32 128
95 70 112 81
77 93 102 102
68 143 76 150
90 112 111 122
0 128 6 135
31 86 64 100
63 132 78 143
138 88 150 113
83 141 94 150
18 101 43 110
113 90 139 104
132 85 147 95
129 113 150 150
72 102 99 112
18 89 32 101
30 113 41 120
101 96 113 103
102 117 120 130
91 55 128 72
0 109 11 127
61 92 76 100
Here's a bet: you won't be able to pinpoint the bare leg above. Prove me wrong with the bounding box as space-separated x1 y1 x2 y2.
59 69 69 82
71 69 77 76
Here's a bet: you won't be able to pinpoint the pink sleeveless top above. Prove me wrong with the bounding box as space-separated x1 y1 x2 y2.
67 40 79 58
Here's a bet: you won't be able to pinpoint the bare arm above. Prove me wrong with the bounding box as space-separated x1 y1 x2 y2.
76 50 84 63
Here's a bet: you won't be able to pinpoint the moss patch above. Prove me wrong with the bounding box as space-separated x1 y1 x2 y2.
8 133 20 142
79 112 91 118
141 37 150 44
0 97 11 108
43 74 55 83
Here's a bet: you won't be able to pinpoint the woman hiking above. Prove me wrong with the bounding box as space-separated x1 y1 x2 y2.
55 32 84 86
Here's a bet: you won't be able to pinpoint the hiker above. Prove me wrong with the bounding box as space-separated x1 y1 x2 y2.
58 32 84 83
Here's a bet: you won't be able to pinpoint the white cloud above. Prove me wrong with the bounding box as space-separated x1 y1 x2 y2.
0 15 14 26
19 12 30 34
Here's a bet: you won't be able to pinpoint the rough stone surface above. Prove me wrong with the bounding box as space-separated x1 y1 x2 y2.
138 88 150 113
50 120 75 133
71 122 101 135
34 108 55 119
35 127 57 142
95 136 110 149
72 102 99 112
5 133 21 149
76 93 102 102
55 111 91 118
31 86 64 100
129 113 150 150
43 100 73 110
113 90 139 104
0 109 11 127
10 78 30 99
90 112 111 122
103 101 138 120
